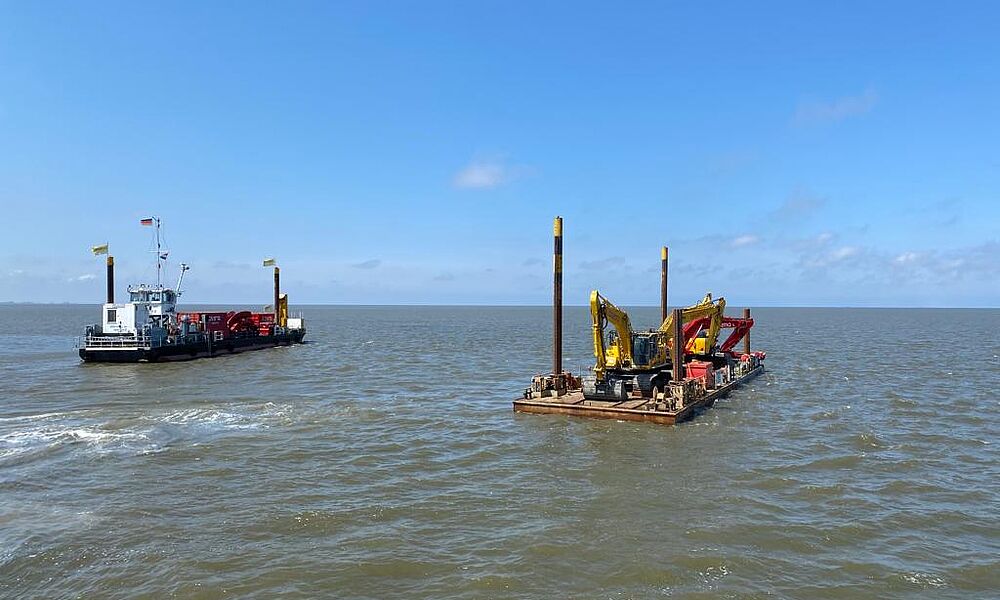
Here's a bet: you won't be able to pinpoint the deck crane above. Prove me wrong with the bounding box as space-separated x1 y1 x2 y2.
583 290 754 401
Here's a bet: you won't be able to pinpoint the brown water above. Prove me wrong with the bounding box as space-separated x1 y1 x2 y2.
1 305 997 598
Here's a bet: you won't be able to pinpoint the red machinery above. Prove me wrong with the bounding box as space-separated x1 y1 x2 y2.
683 315 754 356
225 311 256 334
249 313 275 336
177 310 276 337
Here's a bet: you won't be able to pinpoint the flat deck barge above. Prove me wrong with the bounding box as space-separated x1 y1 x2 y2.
514 364 763 425
513 216 766 426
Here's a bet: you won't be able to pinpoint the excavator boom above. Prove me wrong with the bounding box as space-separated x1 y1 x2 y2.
657 293 726 353
590 290 635 380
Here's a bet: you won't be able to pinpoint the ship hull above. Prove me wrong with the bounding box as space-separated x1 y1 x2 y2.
79 330 305 363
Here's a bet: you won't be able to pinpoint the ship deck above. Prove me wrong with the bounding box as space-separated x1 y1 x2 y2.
513 365 764 425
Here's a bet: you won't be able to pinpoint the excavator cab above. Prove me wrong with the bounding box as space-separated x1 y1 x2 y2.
606 330 659 369
690 330 710 355
605 330 624 368
631 332 660 367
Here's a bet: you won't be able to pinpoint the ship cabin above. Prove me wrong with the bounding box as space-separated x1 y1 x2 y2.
101 284 179 339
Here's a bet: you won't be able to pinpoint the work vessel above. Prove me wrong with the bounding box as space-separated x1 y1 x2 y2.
78 218 305 363
514 217 765 425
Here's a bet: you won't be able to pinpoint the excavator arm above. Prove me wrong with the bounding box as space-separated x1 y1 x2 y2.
657 293 726 354
590 290 635 381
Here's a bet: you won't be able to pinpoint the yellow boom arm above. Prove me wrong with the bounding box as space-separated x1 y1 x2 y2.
657 293 726 353
590 290 635 381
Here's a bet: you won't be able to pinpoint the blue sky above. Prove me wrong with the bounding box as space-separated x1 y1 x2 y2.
1 1 997 306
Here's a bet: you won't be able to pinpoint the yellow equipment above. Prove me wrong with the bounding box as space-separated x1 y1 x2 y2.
585 290 727 400
658 292 726 356
277 293 289 328
590 290 634 381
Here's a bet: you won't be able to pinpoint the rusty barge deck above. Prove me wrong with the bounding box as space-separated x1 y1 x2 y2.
513 364 764 425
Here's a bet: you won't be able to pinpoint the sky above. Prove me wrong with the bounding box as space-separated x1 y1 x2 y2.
0 1 997 307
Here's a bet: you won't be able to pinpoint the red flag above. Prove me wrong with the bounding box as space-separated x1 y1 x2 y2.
140 218 154 226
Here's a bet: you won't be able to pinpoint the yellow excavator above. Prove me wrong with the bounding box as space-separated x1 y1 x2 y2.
583 290 727 400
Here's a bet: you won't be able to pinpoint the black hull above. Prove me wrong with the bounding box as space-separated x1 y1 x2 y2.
79 331 306 363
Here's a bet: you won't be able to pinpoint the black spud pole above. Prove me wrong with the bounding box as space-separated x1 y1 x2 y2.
106 256 114 304
553 216 563 376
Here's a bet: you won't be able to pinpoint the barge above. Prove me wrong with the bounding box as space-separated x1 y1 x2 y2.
515 357 764 425
513 217 764 425
78 217 305 363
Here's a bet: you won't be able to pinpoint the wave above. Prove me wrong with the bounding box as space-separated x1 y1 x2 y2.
0 423 157 462
154 402 292 432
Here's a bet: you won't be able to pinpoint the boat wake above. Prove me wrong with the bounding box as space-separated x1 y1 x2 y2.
0 402 294 465
0 423 155 463
156 402 291 431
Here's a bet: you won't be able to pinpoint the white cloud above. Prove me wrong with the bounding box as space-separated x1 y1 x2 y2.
69 273 96 282
453 160 505 189
731 235 759 247
830 246 859 261
793 88 878 125
453 158 525 190
800 245 862 269
894 252 919 264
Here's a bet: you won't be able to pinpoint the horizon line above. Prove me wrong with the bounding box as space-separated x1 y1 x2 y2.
1 301 997 310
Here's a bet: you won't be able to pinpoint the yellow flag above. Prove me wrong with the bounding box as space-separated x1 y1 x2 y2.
91 244 109 255
263 258 276 267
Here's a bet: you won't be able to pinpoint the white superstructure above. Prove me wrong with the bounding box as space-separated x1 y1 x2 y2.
100 285 179 338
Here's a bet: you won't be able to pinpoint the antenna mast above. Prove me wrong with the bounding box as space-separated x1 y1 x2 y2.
176 263 190 296
156 217 162 287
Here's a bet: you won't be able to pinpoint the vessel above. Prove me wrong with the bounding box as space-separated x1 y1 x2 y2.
513 217 765 425
78 218 306 363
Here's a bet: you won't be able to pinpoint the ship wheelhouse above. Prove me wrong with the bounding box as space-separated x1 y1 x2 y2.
99 284 179 338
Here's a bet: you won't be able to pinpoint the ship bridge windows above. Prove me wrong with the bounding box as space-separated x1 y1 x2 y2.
126 289 176 304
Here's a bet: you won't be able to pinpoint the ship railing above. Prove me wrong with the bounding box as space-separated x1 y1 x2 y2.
82 332 212 349
81 335 159 349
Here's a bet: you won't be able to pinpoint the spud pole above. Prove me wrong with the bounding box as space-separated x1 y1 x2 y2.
553 216 563 376
672 308 684 381
274 267 280 326
660 246 668 324
743 307 751 355
106 256 115 304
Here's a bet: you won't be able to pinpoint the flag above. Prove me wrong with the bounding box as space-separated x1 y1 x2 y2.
140 217 154 226
262 258 276 267
91 244 109 255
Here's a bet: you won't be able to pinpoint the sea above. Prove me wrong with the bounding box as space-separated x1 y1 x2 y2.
1 304 997 599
